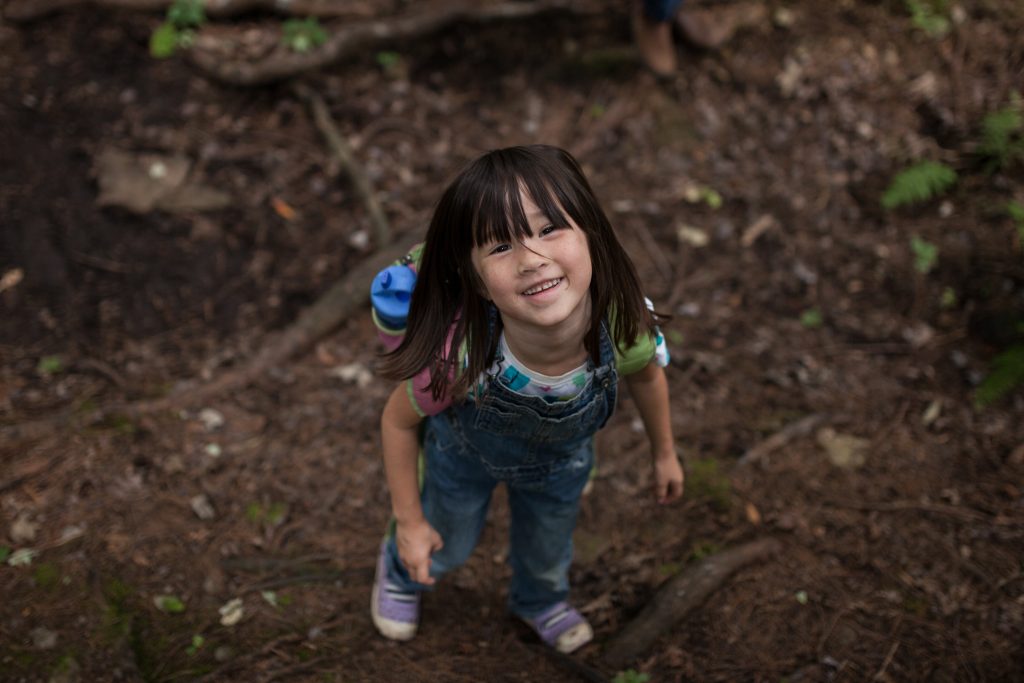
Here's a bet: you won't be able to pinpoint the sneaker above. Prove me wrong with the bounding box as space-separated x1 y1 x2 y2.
524 602 594 654
371 541 420 641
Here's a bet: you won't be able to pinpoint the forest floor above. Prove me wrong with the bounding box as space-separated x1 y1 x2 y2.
2 0 1024 681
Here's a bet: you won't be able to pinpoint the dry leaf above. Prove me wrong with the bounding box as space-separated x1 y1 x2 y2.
271 197 297 221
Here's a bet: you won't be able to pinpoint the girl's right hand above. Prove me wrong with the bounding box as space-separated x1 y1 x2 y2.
395 518 444 585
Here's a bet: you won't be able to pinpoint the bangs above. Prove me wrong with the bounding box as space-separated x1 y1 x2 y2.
468 150 576 248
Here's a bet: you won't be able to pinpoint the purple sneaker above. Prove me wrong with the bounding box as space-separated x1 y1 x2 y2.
524 602 593 653
371 541 420 641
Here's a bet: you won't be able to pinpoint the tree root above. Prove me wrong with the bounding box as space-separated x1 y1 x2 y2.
5 0 375 23
603 537 781 670
188 0 594 86
1 236 419 448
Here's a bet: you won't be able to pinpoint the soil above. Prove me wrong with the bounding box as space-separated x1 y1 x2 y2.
2 1 1024 681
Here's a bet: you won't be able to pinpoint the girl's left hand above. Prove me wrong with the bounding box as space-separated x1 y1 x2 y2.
653 452 684 504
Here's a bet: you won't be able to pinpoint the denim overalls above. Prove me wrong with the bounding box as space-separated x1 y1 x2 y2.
384 320 619 619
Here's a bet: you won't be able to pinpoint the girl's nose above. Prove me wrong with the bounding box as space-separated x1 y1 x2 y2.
517 244 548 273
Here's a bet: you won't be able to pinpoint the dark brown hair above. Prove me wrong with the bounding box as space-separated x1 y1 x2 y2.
380 145 657 400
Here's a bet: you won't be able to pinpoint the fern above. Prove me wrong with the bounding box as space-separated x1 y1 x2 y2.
975 344 1024 408
882 161 957 209
979 102 1024 171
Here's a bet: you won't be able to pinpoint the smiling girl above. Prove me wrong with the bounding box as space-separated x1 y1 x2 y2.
370 145 684 653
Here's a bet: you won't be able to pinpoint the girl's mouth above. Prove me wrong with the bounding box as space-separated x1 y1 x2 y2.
522 278 562 296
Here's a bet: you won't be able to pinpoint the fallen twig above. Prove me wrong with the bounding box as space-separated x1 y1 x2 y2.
294 82 390 248
603 537 781 669
737 413 828 466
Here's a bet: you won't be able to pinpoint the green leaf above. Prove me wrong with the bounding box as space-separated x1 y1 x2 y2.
882 162 957 209
612 670 651 683
37 355 63 375
0 546 10 563
911 236 939 274
700 187 723 209
795 590 809 605
153 595 186 613
186 634 205 656
940 287 957 309
1008 201 1024 247
904 0 950 38
167 0 205 29
282 18 328 54
150 22 180 58
975 344 1024 408
800 308 824 329
979 104 1024 171
375 50 401 69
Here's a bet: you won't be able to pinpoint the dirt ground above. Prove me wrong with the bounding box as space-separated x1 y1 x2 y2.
2 0 1023 681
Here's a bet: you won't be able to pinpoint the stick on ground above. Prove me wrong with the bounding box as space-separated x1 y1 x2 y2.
603 537 781 670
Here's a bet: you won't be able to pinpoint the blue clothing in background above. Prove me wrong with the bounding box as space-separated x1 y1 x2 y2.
643 0 683 22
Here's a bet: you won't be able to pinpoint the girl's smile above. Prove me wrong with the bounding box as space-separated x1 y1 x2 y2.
470 192 593 341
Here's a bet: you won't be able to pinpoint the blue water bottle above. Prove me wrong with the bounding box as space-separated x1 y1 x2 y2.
371 264 417 330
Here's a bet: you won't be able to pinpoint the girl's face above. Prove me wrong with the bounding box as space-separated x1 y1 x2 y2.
470 190 593 336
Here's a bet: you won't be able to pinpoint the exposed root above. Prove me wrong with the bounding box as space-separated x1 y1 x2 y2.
603 537 781 669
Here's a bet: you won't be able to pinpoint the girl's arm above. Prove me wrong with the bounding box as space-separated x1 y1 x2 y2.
381 384 443 584
624 360 685 504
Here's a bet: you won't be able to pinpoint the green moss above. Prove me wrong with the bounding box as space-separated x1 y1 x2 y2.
685 458 733 511
33 562 60 588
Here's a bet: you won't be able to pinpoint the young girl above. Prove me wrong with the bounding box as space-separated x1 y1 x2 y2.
370 145 684 654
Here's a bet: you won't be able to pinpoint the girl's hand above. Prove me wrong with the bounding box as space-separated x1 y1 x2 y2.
395 518 444 585
653 451 684 504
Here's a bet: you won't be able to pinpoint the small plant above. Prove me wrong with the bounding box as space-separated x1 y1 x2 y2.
282 18 328 53
375 50 402 70
800 307 824 329
1009 201 1024 248
151 0 206 58
975 343 1024 408
689 540 722 561
37 355 63 375
246 502 288 527
978 99 1024 172
186 634 205 656
904 0 951 38
910 236 939 274
613 670 651 683
940 286 957 309
166 0 205 28
882 161 957 209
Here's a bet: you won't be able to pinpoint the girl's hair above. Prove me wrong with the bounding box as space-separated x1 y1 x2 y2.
380 144 658 400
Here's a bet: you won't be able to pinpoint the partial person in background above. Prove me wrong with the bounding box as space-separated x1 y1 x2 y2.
633 0 769 77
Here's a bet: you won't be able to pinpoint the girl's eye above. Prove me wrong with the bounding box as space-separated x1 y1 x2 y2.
489 243 510 255
539 224 559 236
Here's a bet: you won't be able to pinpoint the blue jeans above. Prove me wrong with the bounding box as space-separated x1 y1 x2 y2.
644 0 683 23
384 321 619 618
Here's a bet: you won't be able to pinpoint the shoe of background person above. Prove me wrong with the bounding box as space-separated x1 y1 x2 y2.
632 4 677 77
524 601 594 654
676 1 768 50
371 541 420 641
